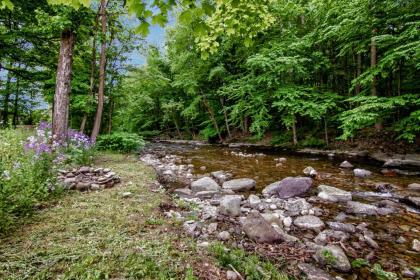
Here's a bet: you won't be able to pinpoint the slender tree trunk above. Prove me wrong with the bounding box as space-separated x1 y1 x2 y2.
12 77 20 127
107 98 113 134
53 29 76 141
220 97 231 138
291 115 298 145
371 29 382 131
202 97 223 142
324 118 329 146
355 53 362 94
91 0 107 143
173 115 182 138
2 73 11 127
80 8 100 133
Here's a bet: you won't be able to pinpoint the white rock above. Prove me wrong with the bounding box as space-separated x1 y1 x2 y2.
219 195 242 216
218 231 231 241
317 185 352 202
294 215 325 230
248 194 261 208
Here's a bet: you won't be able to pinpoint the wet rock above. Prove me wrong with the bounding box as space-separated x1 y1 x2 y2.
353 168 372 178
223 178 256 192
191 177 220 192
317 185 352 202
402 269 416 278
334 212 347 222
298 263 335 280
412 239 420 252
374 182 397 193
407 183 420 192
242 212 283 243
314 245 351 272
210 170 232 184
346 201 378 215
294 215 325 231
406 196 420 208
314 230 348 245
248 194 261 208
396 236 406 244
219 195 242 216
339 161 353 169
363 234 379 249
174 188 193 198
262 177 313 198
218 231 231 241
303 166 318 177
327 222 355 233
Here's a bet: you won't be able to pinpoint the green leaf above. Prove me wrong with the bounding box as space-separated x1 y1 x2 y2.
0 0 14 10
151 14 167 27
135 21 150 37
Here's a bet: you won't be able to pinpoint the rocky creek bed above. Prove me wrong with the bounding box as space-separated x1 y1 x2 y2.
140 142 420 279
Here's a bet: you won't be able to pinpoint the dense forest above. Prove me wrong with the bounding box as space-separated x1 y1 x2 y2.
1 0 419 148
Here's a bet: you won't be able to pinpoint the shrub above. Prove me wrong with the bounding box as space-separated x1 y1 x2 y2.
371 264 398 280
300 135 326 148
0 129 57 233
96 132 145 153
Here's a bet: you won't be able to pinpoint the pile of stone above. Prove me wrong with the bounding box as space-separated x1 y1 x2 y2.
58 166 120 191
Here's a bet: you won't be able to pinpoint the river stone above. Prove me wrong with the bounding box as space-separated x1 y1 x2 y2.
412 239 420 252
202 205 219 220
248 194 261 208
173 188 193 198
262 177 313 198
406 196 420 208
327 222 355 233
195 190 219 199
284 198 312 213
317 185 352 202
242 212 283 243
272 226 299 242
183 220 198 236
314 230 348 245
353 168 372 178
303 166 318 177
298 263 335 280
191 177 220 192
210 171 232 184
218 231 231 241
219 195 242 216
314 245 351 272
346 201 378 215
223 178 256 192
339 161 353 169
294 215 325 231
407 183 420 192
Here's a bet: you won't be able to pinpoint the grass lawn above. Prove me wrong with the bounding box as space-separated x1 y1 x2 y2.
0 153 218 280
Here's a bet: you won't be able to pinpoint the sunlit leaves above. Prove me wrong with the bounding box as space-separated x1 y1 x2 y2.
0 0 13 10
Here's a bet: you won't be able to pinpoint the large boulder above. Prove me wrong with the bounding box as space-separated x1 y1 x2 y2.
223 178 256 192
191 177 220 192
294 215 325 231
314 245 351 272
317 185 352 202
242 212 283 243
219 195 242 216
298 263 335 280
353 168 372 178
407 183 420 192
346 201 378 215
262 177 313 198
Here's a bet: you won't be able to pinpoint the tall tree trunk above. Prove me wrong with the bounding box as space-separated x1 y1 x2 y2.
2 73 11 127
80 8 100 133
107 98 113 134
53 30 76 141
12 76 20 127
173 115 182 138
371 29 382 131
220 97 231 138
324 118 329 146
355 53 362 94
291 115 298 145
91 0 107 143
202 97 223 142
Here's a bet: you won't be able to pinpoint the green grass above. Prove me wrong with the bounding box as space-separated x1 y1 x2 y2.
0 153 200 280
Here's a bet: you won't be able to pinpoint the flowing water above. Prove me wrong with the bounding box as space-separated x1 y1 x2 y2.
144 141 420 278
